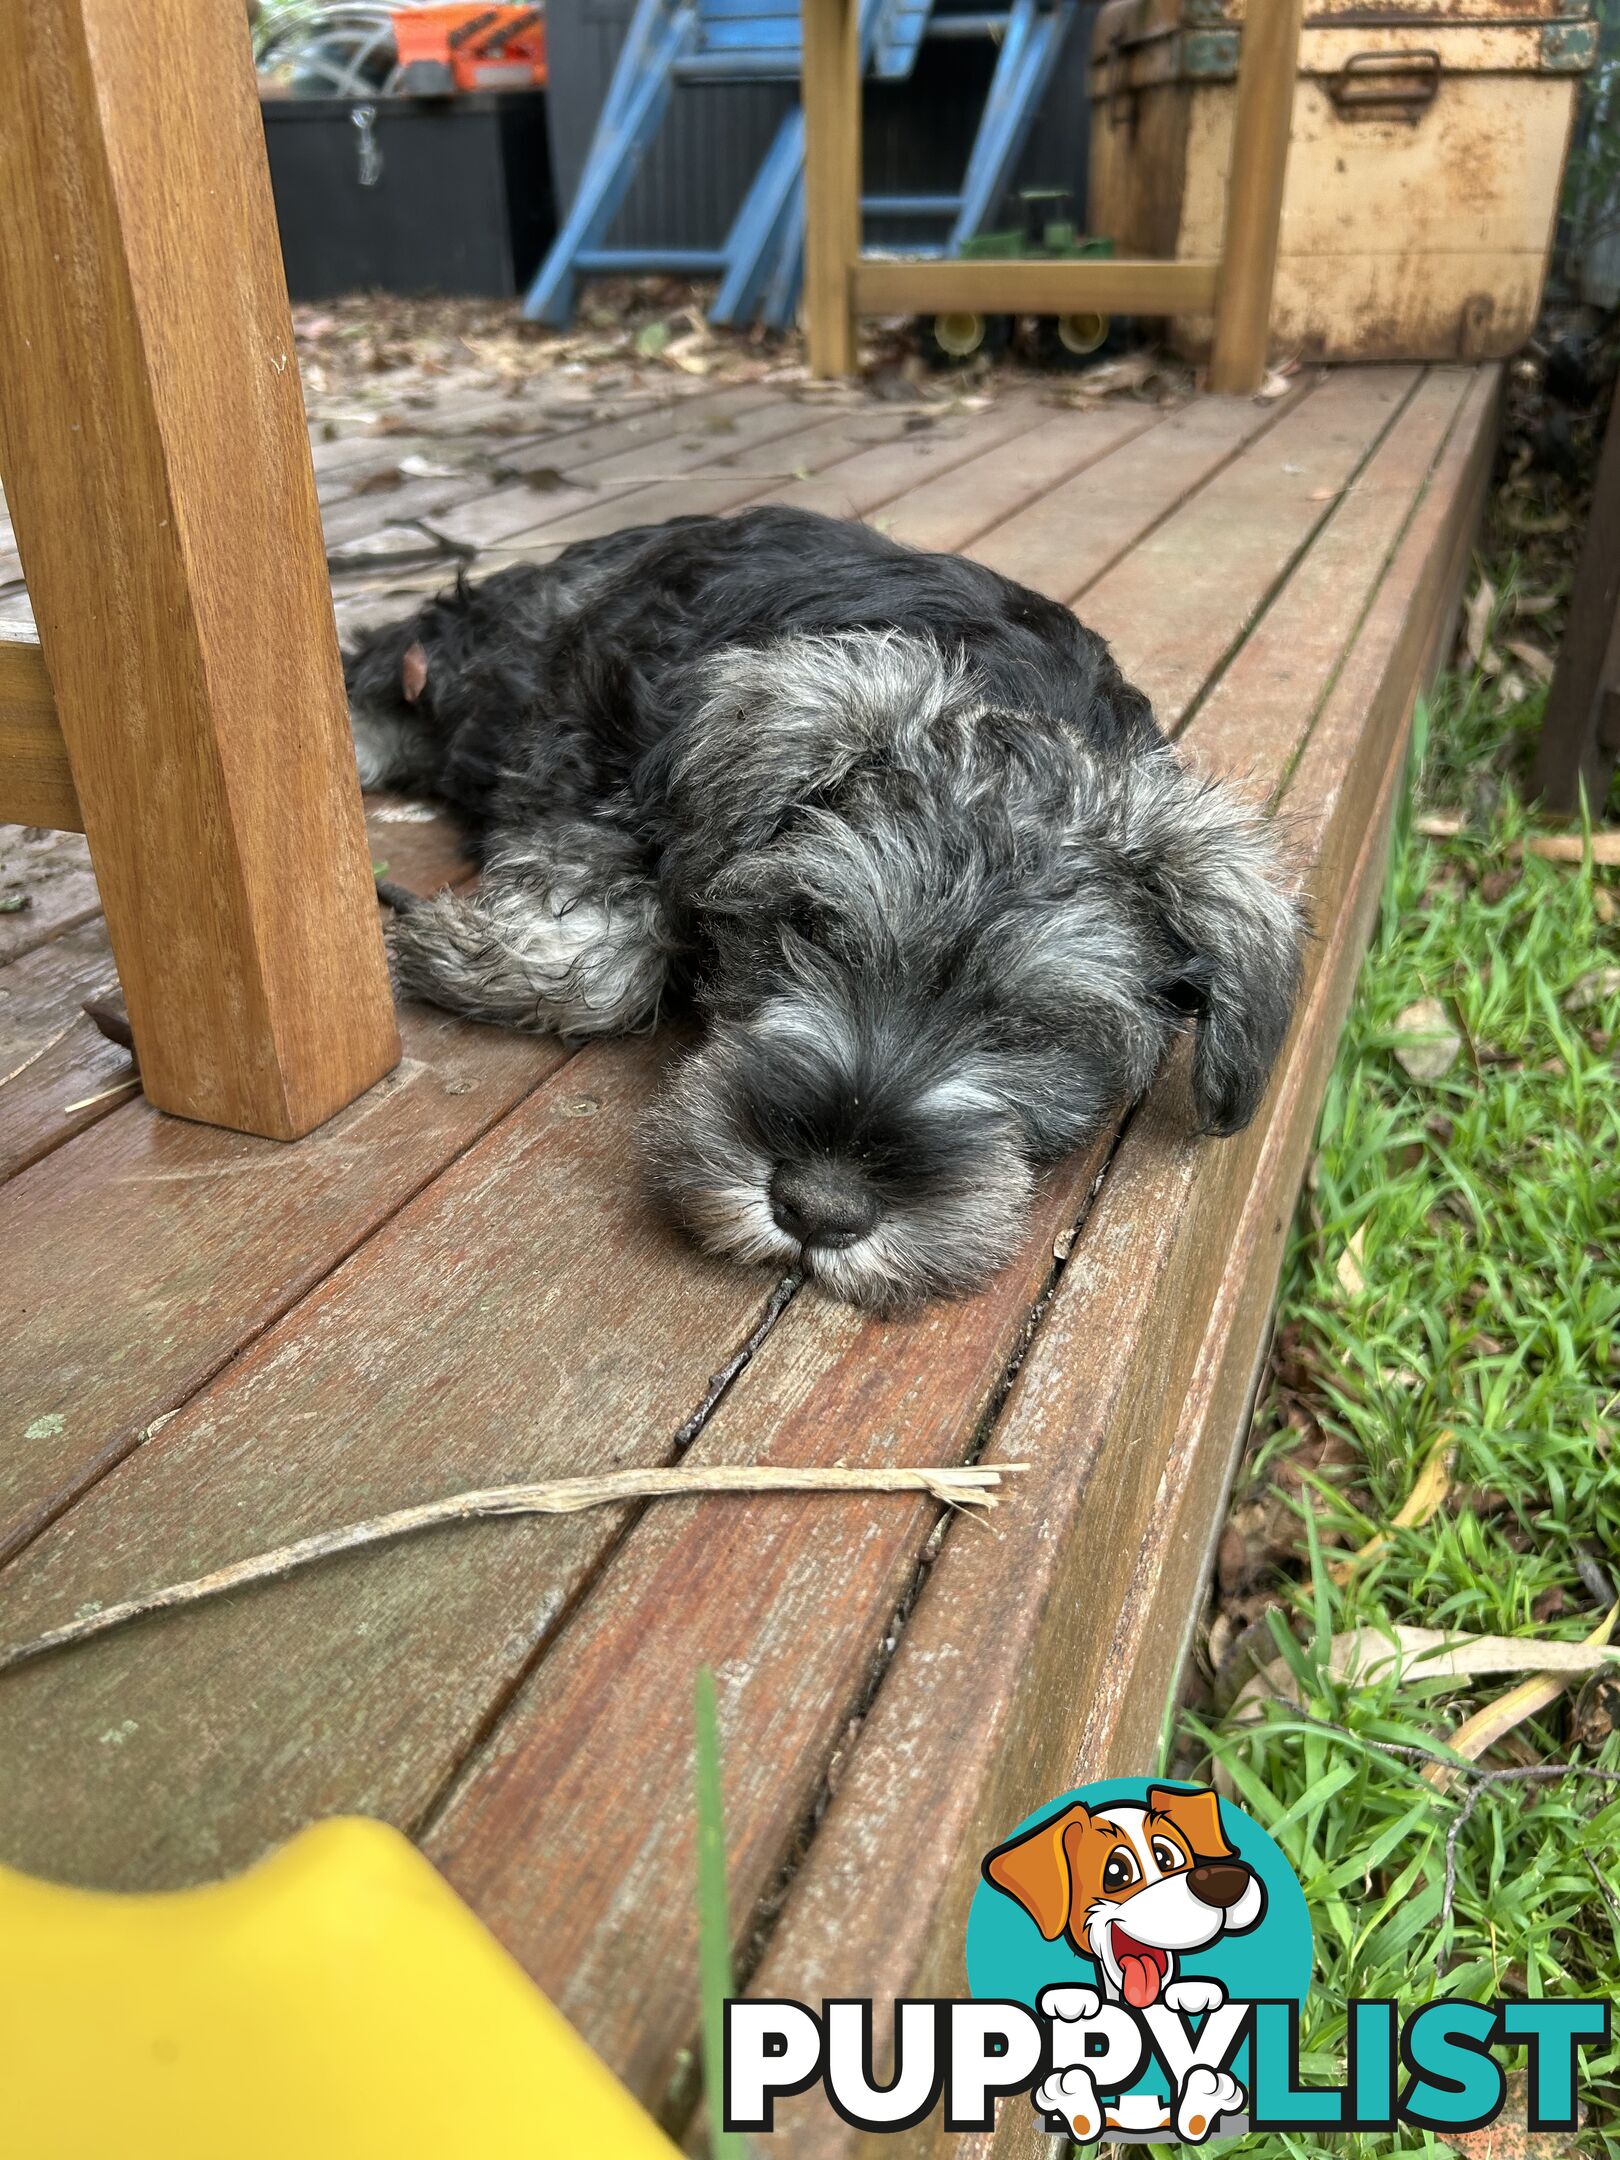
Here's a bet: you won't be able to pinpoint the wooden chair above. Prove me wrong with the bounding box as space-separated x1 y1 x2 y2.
0 0 398 1143
799 0 1305 390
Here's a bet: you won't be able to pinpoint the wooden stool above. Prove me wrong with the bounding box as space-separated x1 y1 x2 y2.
799 0 1305 389
0 0 398 1142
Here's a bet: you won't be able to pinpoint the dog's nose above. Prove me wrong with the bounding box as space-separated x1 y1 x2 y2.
769 1160 879 1250
1188 1863 1250 1910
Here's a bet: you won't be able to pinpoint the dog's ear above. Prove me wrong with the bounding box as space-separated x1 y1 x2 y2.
1147 1784 1236 1864
1112 755 1307 1137
982 1803 1090 1939
400 641 429 705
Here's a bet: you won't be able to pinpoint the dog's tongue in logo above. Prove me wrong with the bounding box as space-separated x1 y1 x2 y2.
1113 1928 1167 2008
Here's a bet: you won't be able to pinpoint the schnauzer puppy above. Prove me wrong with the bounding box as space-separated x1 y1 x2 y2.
344 506 1305 1308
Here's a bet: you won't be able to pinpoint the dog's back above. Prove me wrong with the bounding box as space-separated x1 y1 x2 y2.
342 506 1161 851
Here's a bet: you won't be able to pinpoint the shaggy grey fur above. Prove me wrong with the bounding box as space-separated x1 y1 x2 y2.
345 507 1305 1308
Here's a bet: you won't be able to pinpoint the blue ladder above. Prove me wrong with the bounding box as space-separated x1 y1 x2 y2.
524 0 1077 330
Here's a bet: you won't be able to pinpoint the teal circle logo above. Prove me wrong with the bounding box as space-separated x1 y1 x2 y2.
967 1778 1312 2010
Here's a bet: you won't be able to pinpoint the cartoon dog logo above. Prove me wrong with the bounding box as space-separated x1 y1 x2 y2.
982 1783 1266 2141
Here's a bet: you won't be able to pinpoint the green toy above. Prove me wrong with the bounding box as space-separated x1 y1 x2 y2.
917 190 1128 371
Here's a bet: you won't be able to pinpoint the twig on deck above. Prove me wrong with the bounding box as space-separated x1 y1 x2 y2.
0 1460 1025 1677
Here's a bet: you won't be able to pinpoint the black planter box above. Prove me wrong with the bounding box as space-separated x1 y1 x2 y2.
262 92 556 300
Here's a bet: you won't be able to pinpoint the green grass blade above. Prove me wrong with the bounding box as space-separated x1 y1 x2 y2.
695 1666 745 2160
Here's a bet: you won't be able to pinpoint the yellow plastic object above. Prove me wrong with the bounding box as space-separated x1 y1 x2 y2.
0 1815 681 2159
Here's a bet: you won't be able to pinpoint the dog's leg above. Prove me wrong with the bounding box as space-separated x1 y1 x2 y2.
388 825 667 1036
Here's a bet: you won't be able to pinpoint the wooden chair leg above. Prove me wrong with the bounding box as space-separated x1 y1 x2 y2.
1535 375 1620 815
0 0 399 1141
1208 0 1304 396
801 0 861 378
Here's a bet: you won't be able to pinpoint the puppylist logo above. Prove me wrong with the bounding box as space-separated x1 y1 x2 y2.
724 1779 1609 2141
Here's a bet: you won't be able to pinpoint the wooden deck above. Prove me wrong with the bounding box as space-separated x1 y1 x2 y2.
0 362 1495 2153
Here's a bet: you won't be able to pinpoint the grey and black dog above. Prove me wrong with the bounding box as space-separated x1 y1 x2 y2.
344 506 1305 1308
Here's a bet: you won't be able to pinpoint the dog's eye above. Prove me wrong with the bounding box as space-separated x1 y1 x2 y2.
1102 1850 1138 1892
1152 1839 1185 1873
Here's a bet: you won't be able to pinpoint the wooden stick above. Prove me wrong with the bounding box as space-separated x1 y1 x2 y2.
0 1464 1026 1676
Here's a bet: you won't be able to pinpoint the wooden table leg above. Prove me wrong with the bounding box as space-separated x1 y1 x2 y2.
1208 0 1304 397
0 0 399 1141
1535 375 1620 815
801 0 861 378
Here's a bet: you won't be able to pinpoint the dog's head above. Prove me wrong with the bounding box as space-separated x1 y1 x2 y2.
645 632 1305 1309
984 1786 1266 2008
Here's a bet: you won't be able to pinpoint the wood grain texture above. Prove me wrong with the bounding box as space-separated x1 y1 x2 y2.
1081 367 1419 719
0 1038 791 1892
0 827 101 967
0 798 469 1190
802 0 861 377
481 396 1052 557
969 387 1300 603
0 0 397 1137
1207 0 1306 394
876 402 1160 556
0 920 131 1184
373 387 802 552
0 1000 568 1567
736 370 1497 2160
421 1151 1110 2108
411 370 1482 2126
852 257 1221 316
0 631 77 831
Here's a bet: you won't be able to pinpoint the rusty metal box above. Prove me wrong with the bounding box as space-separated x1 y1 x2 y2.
1088 0 1596 362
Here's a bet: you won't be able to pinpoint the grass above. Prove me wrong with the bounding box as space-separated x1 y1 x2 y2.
1167 596 1620 2156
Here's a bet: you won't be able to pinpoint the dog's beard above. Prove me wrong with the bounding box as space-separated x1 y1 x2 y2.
642 1015 1038 1310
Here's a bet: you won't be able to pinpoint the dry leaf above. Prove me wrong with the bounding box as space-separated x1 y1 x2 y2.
1328 1431 1454 1585
1336 1222 1367 1298
1564 966 1620 1011
1447 2073 1584 2159
1521 832 1620 866
1230 1615 1616 1727
1392 996 1461 1081
1423 1603 1619 1788
1415 813 1465 838
1464 577 1495 667
1504 638 1554 684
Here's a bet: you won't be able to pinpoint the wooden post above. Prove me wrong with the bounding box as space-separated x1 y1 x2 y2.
801 0 861 377
1208 0 1304 396
1534 375 1620 814
0 0 399 1140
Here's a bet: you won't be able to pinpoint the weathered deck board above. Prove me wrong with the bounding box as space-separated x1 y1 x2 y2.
497 394 1055 556
1081 367 1420 720
734 369 1498 2160
0 798 471 1188
968 386 1297 601
0 1037 784 1889
411 367 1474 2121
0 365 1498 2157
877 401 1158 555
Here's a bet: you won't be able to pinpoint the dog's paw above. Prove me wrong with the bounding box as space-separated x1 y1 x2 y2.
1175 2065 1244 2142
1035 2067 1104 2144
1038 1984 1102 2023
1164 1978 1227 2017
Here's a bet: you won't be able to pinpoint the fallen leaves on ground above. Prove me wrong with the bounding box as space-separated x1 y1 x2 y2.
1392 996 1463 1081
